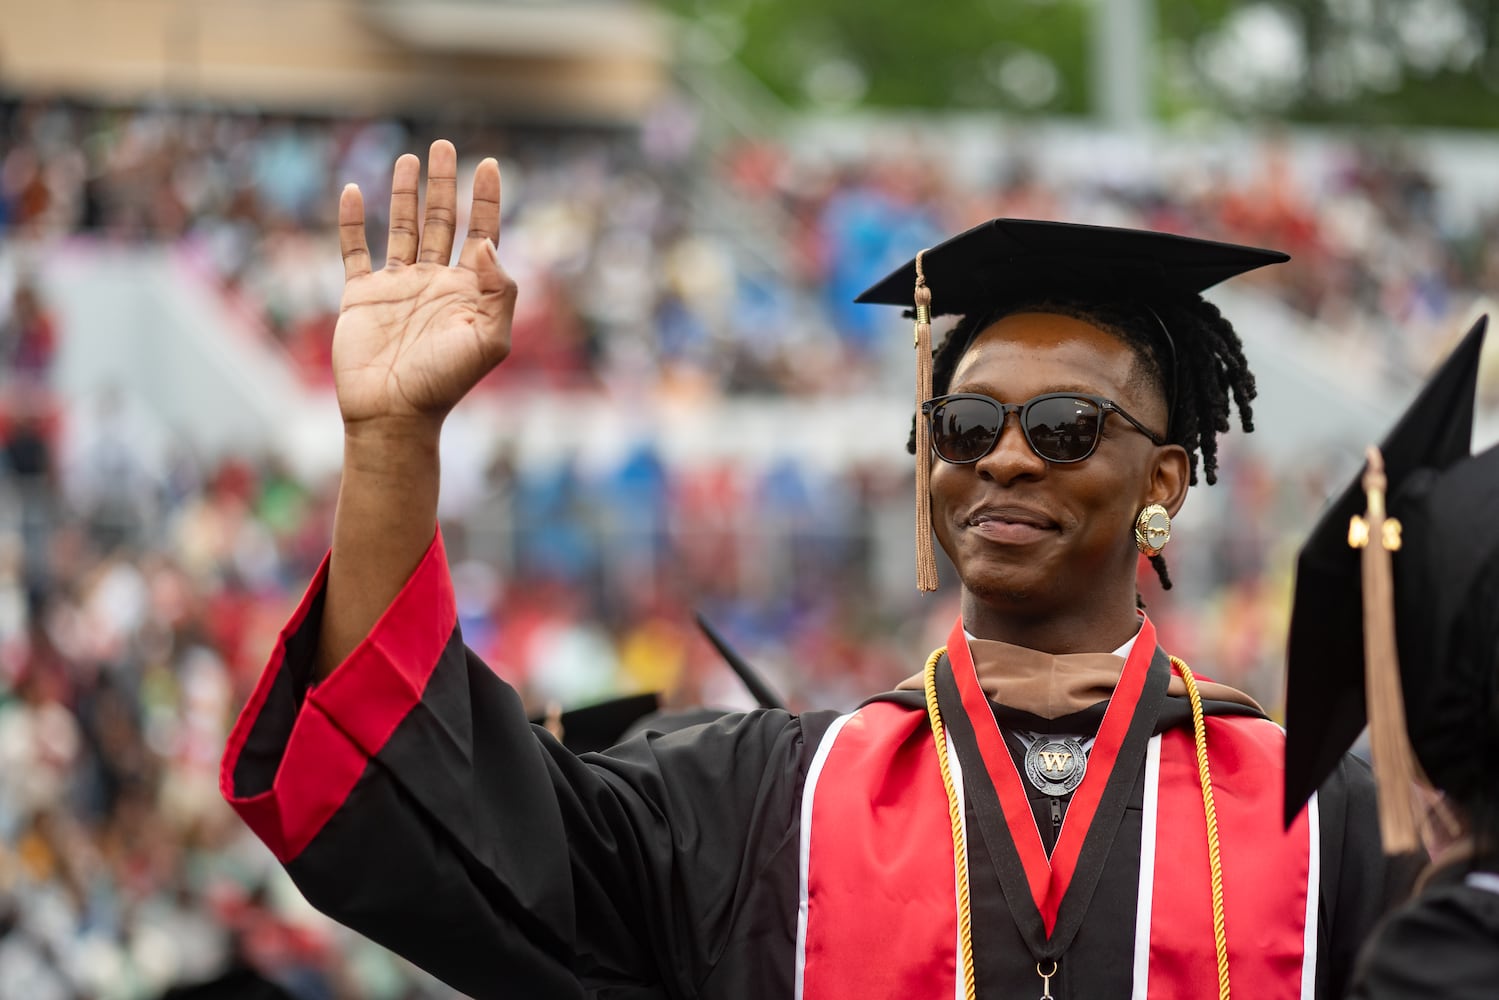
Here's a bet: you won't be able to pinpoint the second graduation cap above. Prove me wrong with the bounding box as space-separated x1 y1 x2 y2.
1283 317 1496 841
531 621 786 754
532 692 664 755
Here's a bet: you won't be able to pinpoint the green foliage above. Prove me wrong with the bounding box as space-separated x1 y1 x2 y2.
670 0 1092 113
662 0 1499 130
1297 70 1499 130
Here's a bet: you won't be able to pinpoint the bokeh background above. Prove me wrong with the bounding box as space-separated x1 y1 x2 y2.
2 1 1498 996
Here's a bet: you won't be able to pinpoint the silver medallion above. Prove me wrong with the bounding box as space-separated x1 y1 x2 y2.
1023 737 1087 796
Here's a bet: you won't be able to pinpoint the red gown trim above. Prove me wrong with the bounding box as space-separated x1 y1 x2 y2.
220 528 454 862
945 615 1158 934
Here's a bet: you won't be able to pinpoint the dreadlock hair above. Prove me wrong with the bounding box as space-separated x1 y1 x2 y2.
906 289 1258 592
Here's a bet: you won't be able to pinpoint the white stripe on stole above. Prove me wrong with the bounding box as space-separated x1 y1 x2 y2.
1130 735 1163 1000
795 712 854 1000
1301 792 1321 1000
946 732 967 1000
1468 872 1499 896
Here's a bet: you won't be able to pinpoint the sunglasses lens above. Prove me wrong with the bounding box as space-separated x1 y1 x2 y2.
1025 396 1102 462
930 397 1001 463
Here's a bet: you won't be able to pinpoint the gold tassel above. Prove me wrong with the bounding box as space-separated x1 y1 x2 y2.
914 250 939 592
1349 445 1421 854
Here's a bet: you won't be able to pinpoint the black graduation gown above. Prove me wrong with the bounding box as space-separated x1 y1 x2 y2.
1348 862 1499 999
222 550 1410 1000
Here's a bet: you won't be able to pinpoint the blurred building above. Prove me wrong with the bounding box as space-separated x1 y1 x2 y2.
1 0 671 122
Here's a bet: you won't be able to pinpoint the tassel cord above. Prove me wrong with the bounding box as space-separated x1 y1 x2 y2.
1353 446 1422 854
914 249 939 592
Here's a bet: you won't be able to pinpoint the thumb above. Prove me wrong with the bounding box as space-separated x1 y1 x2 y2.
466 237 518 365
460 236 519 303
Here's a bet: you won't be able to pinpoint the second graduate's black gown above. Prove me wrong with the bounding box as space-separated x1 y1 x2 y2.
1349 861 1499 1000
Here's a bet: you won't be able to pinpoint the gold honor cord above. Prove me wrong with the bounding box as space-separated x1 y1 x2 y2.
922 649 1230 1000
923 646 977 999
1171 655 1231 1000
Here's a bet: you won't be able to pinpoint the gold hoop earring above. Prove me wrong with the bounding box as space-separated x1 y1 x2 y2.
1135 503 1171 556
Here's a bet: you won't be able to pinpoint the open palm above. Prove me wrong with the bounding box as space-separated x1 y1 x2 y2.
333 140 516 428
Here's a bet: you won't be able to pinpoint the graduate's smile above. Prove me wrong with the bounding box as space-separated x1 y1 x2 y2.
966 504 1059 544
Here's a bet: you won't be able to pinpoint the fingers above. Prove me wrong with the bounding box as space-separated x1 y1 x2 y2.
379 143 492 275
417 139 458 265
465 157 502 248
338 184 371 282
386 153 421 267
459 157 513 296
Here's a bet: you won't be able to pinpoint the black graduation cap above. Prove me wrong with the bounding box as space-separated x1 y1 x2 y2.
1283 317 1492 838
855 218 1289 591
529 620 785 753
531 692 663 755
853 218 1289 317
159 966 297 1000
696 612 787 711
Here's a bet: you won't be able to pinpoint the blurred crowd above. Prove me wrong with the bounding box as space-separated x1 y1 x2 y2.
0 93 1496 997
5 98 1498 396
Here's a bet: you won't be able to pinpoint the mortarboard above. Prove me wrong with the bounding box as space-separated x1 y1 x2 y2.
855 218 1288 590
696 612 787 711
160 966 297 1000
1283 317 1494 848
530 692 663 755
854 219 1289 317
530 619 786 753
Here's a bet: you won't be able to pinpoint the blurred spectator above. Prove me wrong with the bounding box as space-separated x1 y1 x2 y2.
0 281 58 387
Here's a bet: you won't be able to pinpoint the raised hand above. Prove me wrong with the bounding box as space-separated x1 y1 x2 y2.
317 140 516 677
334 139 516 430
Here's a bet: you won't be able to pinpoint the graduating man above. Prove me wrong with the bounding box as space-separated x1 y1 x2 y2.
222 141 1407 998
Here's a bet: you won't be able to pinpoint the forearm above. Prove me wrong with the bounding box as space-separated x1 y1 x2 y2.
316 416 443 679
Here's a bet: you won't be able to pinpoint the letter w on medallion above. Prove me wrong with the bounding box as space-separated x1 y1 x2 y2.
1023 737 1089 796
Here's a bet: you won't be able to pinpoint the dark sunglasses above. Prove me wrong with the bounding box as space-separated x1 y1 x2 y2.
921 392 1166 465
